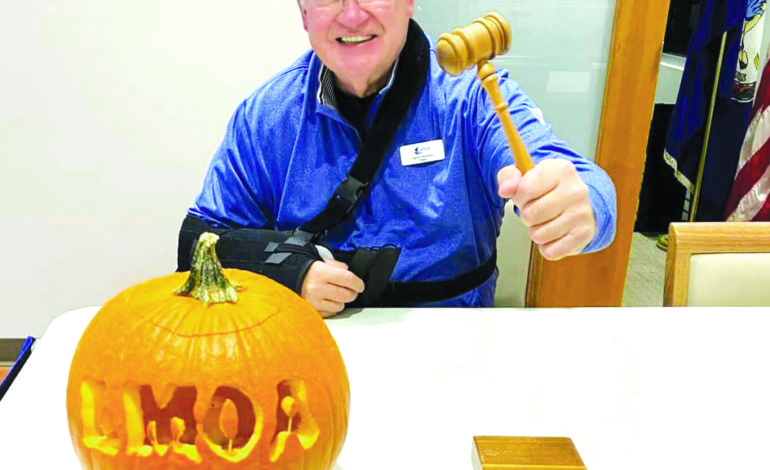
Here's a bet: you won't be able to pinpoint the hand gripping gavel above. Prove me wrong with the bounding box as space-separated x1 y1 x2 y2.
437 12 535 174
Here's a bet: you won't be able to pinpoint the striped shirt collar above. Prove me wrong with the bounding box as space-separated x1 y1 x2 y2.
316 58 401 108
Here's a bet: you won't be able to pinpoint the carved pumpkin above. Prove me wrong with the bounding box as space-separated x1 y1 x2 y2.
66 233 349 470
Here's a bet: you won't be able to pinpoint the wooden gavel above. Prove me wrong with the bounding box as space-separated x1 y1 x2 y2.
437 13 535 174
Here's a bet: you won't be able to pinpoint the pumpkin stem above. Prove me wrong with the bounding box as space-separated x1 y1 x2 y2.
174 232 240 303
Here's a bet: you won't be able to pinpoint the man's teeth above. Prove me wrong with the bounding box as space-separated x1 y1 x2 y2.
339 35 374 44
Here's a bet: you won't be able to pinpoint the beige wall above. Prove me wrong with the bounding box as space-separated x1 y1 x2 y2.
0 1 308 336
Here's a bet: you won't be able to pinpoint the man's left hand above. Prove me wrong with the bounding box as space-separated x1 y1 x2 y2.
497 159 596 260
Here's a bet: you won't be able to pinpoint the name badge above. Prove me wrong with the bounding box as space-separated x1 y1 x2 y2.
399 139 445 166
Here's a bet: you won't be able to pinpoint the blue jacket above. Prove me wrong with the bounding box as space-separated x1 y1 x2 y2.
190 42 617 307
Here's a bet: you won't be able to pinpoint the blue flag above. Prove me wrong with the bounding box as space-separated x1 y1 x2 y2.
664 0 765 221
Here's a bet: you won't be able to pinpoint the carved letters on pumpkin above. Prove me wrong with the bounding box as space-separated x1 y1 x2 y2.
80 379 120 456
127 382 202 462
201 386 262 462
79 379 318 462
269 379 320 462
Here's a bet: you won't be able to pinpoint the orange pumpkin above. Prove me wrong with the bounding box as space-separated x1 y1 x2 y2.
66 233 350 470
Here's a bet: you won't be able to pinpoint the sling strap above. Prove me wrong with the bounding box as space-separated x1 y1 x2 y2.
298 18 430 239
385 251 498 306
335 248 497 307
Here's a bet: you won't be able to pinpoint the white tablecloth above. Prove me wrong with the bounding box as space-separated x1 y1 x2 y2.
1 306 769 469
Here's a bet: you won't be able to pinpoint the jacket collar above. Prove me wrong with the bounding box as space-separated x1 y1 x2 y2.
315 19 424 109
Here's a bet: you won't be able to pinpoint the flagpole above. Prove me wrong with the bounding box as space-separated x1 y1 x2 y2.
690 31 728 222
658 30 729 251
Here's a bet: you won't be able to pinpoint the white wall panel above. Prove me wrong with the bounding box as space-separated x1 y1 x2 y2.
0 1 308 336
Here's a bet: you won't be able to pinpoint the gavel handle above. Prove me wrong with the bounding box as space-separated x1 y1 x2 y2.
477 61 535 174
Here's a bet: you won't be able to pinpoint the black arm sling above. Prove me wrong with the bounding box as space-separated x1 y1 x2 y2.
179 20 496 307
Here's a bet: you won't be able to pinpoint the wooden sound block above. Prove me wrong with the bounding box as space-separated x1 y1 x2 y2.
472 436 587 470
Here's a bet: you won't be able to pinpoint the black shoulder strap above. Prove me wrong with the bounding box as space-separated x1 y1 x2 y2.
299 19 430 238
382 250 497 306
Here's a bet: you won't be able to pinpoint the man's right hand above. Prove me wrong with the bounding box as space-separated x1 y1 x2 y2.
301 260 365 317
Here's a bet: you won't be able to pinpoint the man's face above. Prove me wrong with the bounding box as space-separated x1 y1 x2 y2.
299 0 414 95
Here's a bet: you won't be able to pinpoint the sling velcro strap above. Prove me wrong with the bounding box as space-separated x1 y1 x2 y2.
382 250 497 306
331 248 497 307
177 215 321 295
332 246 402 307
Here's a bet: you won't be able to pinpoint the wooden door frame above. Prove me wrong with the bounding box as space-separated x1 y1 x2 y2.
526 0 672 307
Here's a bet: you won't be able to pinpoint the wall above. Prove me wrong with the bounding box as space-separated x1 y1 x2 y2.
656 53 687 105
0 1 308 336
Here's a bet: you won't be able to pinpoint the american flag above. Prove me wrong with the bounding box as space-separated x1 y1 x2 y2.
725 50 770 221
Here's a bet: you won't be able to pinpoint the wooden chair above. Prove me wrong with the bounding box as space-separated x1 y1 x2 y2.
664 222 770 306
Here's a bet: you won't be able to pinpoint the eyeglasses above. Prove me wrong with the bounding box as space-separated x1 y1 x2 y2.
306 0 386 11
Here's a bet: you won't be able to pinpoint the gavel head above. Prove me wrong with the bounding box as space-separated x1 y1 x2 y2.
436 12 512 76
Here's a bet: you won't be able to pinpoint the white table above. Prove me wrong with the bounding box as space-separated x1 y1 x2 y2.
1 306 769 469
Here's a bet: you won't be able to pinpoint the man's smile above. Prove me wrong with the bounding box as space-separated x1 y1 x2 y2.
337 35 377 45
301 0 413 96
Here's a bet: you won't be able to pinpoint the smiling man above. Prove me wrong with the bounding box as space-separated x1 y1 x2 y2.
178 0 617 316
301 0 413 97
